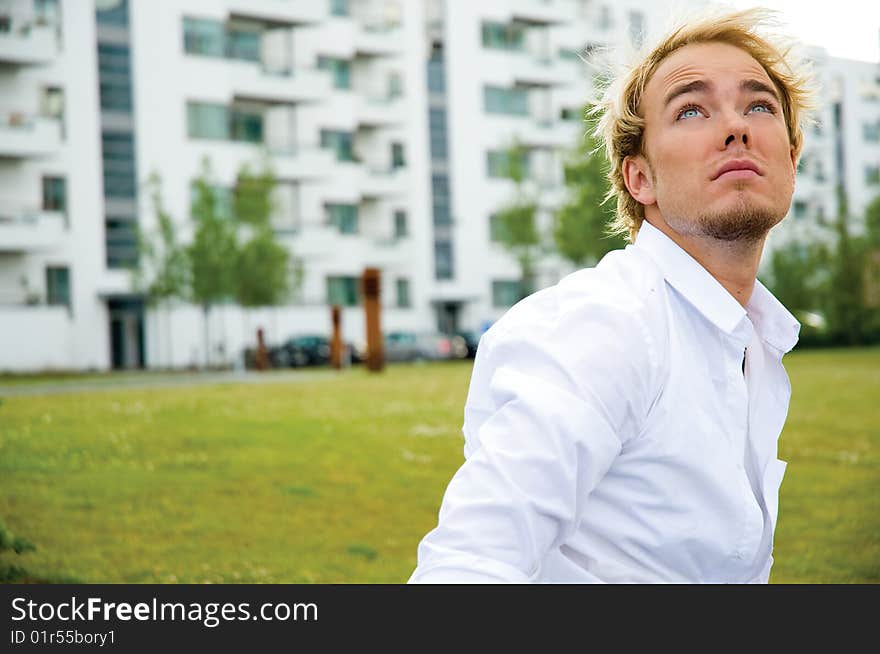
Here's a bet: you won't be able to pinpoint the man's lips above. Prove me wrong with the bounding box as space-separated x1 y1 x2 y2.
712 159 762 180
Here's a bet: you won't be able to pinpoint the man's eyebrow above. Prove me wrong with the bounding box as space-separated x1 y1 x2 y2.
740 78 780 101
662 78 781 109
663 80 711 108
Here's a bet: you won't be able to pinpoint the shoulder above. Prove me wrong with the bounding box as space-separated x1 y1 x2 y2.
486 245 668 359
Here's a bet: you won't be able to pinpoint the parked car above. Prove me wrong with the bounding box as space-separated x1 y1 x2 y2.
383 331 467 362
270 335 355 368
453 330 481 359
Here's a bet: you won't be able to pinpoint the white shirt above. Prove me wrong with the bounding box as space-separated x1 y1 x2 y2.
409 220 800 583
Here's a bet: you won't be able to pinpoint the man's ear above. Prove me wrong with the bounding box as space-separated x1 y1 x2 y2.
790 145 798 174
622 154 656 206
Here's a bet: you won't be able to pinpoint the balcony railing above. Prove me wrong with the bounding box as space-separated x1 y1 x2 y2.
0 112 62 157
0 208 66 253
0 15 58 65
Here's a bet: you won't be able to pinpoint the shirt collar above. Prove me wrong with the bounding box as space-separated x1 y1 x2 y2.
633 220 800 354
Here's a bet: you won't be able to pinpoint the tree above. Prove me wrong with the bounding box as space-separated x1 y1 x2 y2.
824 187 874 345
188 158 238 367
554 114 627 267
494 140 542 298
233 162 291 308
135 171 189 367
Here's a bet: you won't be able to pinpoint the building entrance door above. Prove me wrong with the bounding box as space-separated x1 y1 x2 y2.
108 298 145 369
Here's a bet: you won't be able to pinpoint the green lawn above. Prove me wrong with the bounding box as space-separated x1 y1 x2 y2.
0 349 877 583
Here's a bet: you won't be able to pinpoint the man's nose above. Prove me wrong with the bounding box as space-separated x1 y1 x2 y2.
721 111 751 148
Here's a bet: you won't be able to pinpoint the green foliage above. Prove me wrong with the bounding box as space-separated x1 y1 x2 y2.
766 189 880 346
235 228 290 307
234 162 275 228
188 158 239 310
0 516 36 583
494 140 542 297
555 115 627 266
136 171 189 306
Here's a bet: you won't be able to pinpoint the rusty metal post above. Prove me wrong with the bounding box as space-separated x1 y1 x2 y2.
330 304 343 370
362 267 384 372
255 327 269 371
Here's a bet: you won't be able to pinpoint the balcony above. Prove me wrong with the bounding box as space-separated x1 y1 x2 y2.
0 19 57 65
356 95 406 128
226 0 323 26
516 117 572 149
271 146 337 181
354 22 405 57
509 0 568 25
361 167 407 199
511 52 571 88
0 113 62 158
0 209 65 253
229 62 331 106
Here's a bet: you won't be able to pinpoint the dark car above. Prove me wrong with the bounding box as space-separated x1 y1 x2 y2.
271 335 356 368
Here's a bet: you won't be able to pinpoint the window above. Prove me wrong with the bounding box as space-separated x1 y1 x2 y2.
187 102 263 143
325 203 358 234
320 129 355 162
867 166 880 186
330 0 349 17
105 219 139 269
483 86 530 116
481 21 525 51
396 278 411 308
96 0 129 27
492 280 522 308
427 46 445 93
431 174 451 225
41 86 64 119
394 210 408 238
46 266 71 309
102 131 137 199
560 107 581 121
229 106 263 142
434 241 454 280
391 142 405 169
226 26 261 62
388 72 403 98
792 200 808 220
487 149 530 179
187 102 229 140
864 122 880 142
327 276 359 306
317 56 351 89
183 17 225 57
98 43 133 111
42 176 67 213
429 108 448 160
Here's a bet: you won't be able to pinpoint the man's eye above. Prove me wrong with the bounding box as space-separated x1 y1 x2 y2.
677 106 702 120
749 102 774 114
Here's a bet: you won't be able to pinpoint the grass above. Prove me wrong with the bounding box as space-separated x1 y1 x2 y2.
0 349 877 584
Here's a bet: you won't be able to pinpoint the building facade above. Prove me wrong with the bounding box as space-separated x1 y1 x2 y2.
1 0 877 371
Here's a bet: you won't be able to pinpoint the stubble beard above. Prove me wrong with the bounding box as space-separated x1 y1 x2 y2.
666 187 785 245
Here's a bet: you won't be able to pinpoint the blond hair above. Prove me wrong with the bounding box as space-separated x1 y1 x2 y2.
589 6 818 241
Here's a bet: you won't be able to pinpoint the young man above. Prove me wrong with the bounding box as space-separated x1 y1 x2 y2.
409 8 816 583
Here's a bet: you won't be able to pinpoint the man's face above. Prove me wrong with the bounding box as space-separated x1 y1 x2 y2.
625 41 798 242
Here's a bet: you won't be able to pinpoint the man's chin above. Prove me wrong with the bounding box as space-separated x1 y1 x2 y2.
695 200 784 243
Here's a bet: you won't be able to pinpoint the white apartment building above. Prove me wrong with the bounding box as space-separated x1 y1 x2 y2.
0 0 877 372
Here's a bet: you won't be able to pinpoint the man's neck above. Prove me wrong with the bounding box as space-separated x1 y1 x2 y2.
644 216 765 308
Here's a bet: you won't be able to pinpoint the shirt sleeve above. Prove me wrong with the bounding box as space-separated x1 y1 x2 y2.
409 302 659 583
